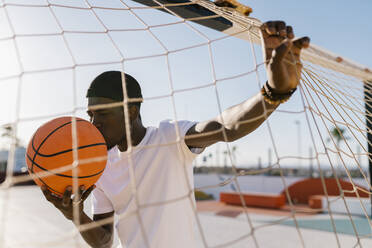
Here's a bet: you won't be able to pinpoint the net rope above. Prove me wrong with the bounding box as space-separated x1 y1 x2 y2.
1 0 372 247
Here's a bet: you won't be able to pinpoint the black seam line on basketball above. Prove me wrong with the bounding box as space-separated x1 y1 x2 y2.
26 153 105 179
34 142 106 157
31 119 86 155
30 138 35 171
28 167 64 195
28 153 35 173
30 119 86 177
27 167 62 195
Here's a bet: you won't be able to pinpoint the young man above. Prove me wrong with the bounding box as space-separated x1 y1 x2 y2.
42 21 310 248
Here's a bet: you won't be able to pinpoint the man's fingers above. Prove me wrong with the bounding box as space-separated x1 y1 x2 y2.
70 185 83 205
260 21 297 41
41 185 52 201
275 21 287 37
261 21 286 36
286 26 294 39
293 36 310 49
62 186 72 207
77 185 85 199
81 185 96 202
272 39 293 63
41 185 60 205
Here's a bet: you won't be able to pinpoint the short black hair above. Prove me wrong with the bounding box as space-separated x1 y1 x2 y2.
86 71 143 108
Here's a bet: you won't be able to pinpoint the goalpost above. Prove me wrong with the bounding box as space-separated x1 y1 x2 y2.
1 0 372 247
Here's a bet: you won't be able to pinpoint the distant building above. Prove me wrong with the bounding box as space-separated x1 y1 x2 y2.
0 147 27 173
0 147 34 185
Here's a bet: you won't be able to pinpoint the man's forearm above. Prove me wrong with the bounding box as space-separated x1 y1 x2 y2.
185 91 281 148
216 92 279 141
74 212 113 248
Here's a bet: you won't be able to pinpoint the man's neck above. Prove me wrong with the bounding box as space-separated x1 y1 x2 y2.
117 124 147 152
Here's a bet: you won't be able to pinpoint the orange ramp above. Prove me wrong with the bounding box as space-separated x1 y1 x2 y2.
220 192 286 209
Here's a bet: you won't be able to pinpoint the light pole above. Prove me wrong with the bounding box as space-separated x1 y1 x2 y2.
215 143 220 167
295 120 302 168
268 148 272 166
258 157 262 170
356 145 361 168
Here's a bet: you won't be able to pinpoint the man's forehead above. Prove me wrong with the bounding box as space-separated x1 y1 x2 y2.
88 97 120 111
88 96 115 105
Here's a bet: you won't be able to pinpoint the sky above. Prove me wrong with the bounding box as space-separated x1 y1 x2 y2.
0 0 371 171
248 0 372 70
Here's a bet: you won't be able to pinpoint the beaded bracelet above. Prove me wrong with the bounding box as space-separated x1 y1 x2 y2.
261 81 297 105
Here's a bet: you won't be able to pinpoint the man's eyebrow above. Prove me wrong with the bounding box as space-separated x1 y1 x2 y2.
87 109 110 113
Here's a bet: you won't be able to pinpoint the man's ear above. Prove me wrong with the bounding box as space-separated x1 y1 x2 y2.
129 105 139 121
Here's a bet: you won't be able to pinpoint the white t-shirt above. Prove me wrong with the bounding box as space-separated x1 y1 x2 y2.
92 120 201 248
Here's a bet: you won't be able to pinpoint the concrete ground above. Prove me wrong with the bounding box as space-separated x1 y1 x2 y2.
1 186 372 248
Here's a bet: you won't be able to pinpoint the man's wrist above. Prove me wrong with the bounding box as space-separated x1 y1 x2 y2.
77 210 90 223
66 209 87 223
261 81 297 105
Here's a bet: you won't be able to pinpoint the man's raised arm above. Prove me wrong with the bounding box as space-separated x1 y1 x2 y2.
185 21 310 149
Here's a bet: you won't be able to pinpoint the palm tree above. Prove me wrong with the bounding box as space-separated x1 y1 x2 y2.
202 153 213 165
223 146 237 165
330 126 348 146
328 126 349 177
231 146 237 163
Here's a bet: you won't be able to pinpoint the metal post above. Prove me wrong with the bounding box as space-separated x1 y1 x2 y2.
258 157 262 170
268 148 272 166
364 80 372 216
309 147 313 178
216 143 220 167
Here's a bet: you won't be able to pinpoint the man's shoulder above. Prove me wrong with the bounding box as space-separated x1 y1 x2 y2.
158 119 197 132
156 119 197 145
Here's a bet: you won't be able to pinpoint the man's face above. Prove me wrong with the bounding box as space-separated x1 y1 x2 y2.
87 97 126 150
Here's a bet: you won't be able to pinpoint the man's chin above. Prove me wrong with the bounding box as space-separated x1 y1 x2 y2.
106 143 115 150
103 138 114 150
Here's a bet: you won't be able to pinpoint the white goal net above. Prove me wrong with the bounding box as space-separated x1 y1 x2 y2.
1 0 372 247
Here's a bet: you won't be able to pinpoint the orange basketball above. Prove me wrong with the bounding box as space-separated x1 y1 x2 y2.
26 116 107 196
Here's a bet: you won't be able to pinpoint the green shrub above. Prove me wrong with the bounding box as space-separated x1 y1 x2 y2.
194 190 214 201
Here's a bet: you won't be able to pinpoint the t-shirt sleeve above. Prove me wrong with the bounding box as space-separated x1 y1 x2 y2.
159 120 204 163
91 186 114 215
